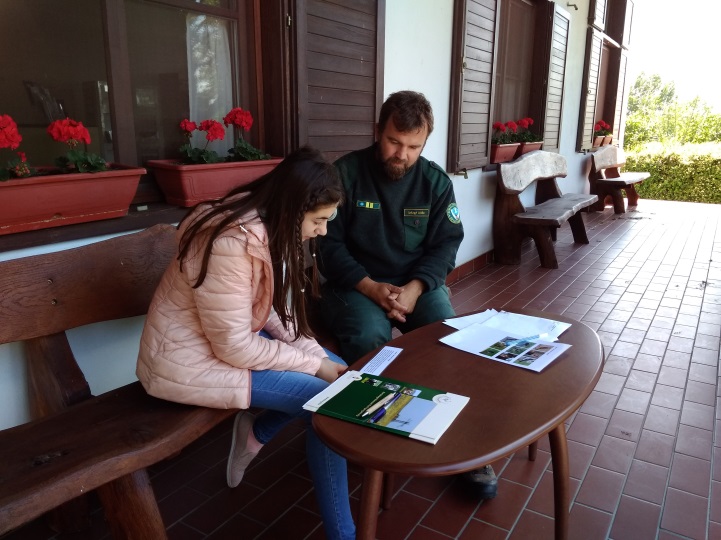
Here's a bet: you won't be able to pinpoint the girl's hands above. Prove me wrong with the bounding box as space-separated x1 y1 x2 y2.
315 357 345 383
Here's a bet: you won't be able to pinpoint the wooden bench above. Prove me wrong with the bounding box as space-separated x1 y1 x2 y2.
493 150 598 269
0 224 237 538
588 144 650 213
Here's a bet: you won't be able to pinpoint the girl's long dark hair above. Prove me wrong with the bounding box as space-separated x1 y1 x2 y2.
177 145 343 338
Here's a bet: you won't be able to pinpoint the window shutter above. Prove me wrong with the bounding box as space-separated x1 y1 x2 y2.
294 0 383 162
611 51 628 142
447 0 499 172
576 28 604 151
588 0 607 30
541 4 570 152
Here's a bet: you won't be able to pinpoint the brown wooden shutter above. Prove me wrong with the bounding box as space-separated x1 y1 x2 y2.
588 0 607 30
447 0 499 173
576 28 604 151
611 51 628 141
294 0 384 162
541 4 570 152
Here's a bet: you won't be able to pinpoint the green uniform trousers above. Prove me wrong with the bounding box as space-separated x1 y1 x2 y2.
320 284 456 363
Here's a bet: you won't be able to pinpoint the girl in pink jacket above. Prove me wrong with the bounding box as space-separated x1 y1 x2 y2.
137 146 354 539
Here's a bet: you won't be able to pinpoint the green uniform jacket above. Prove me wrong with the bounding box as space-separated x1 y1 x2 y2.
318 144 464 291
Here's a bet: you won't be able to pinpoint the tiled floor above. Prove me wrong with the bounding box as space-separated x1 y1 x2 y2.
3 199 720 540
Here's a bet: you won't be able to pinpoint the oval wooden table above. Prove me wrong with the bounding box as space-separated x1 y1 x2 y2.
312 309 604 540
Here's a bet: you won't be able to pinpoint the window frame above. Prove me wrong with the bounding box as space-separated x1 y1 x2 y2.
447 0 569 173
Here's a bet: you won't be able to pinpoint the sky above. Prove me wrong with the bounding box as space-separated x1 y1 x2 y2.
627 0 720 112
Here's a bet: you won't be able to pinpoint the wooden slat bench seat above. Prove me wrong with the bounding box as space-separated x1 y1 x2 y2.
0 224 236 538
588 144 650 213
493 150 598 269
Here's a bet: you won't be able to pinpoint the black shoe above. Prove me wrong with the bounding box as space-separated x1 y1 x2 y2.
463 465 498 499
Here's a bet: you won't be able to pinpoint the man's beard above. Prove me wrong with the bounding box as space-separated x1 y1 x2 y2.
381 157 410 181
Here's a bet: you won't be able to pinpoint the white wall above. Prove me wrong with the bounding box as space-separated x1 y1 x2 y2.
384 0 495 265
383 0 594 266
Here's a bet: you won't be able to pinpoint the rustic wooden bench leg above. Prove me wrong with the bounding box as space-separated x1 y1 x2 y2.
568 212 590 244
625 185 640 207
530 227 558 269
96 469 168 540
608 188 625 214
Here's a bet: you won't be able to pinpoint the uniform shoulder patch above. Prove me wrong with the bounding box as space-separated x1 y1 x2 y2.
446 203 461 224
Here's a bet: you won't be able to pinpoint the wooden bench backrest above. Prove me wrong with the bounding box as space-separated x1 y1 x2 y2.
592 145 626 171
497 150 568 195
0 224 176 345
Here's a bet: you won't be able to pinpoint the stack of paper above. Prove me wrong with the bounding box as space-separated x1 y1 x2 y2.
441 310 572 372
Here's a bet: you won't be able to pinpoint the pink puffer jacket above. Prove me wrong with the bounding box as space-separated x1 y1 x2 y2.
136 207 324 409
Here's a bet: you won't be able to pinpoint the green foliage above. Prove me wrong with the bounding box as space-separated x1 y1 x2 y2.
56 149 108 173
227 137 271 161
625 73 721 149
626 143 721 204
179 143 225 164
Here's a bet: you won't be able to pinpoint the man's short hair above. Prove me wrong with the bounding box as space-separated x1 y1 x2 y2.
377 90 434 137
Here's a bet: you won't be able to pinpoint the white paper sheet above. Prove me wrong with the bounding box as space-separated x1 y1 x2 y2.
359 346 402 375
439 322 571 372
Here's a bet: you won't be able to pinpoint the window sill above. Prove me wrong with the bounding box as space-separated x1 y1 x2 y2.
0 203 188 254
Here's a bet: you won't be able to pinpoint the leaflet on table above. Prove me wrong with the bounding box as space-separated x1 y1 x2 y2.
439 322 571 372
445 309 571 341
303 370 469 444
359 346 402 375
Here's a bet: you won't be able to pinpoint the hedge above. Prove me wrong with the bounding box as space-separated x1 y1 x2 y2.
625 143 721 204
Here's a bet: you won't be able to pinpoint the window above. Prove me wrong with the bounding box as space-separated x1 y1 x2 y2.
577 0 633 150
0 0 384 249
447 0 569 172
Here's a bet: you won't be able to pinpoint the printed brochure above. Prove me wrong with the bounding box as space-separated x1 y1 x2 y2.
303 371 469 444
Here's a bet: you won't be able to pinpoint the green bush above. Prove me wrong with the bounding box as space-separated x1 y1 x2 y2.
625 143 721 204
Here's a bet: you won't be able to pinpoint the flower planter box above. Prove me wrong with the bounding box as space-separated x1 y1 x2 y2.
602 135 613 146
147 158 283 207
515 141 544 159
0 164 145 236
490 143 520 164
592 136 604 148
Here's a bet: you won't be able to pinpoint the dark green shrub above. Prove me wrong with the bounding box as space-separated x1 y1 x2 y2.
626 144 721 204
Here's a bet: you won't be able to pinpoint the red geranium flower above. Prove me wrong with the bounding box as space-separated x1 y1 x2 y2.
492 121 506 132
47 118 91 147
0 114 23 150
223 107 253 132
179 119 197 133
198 120 226 142
505 121 518 133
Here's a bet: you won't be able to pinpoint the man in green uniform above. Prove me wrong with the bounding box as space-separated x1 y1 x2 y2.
317 90 497 499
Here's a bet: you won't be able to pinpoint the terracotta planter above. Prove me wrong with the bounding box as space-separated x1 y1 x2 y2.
592 136 604 148
515 141 544 158
490 143 520 164
0 164 145 236
602 135 613 146
147 158 283 207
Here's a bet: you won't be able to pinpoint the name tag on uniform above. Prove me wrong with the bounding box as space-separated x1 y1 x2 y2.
356 200 381 209
404 208 430 218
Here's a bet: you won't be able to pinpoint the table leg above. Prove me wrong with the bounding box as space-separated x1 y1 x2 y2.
357 468 384 540
549 425 570 540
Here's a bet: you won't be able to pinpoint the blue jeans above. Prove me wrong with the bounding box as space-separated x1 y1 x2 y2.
250 337 355 540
